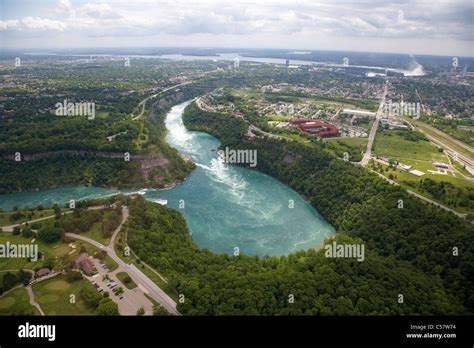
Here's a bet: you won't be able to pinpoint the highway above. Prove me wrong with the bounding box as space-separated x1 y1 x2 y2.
400 116 474 180
132 68 221 121
132 81 193 120
360 81 388 166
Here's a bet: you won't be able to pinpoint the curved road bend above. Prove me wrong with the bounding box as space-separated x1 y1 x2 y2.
65 206 179 316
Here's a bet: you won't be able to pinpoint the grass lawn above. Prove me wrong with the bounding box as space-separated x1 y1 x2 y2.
406 117 474 158
279 133 311 143
95 110 110 119
327 137 368 147
452 161 474 178
374 131 447 162
373 163 473 215
101 254 118 272
116 272 137 290
326 137 368 153
0 287 40 315
325 137 367 162
80 221 110 245
32 275 98 315
132 261 178 302
0 232 117 273
34 209 116 247
0 233 68 271
0 209 59 227
265 115 291 121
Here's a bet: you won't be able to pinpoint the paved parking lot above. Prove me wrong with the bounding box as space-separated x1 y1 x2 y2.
85 257 154 315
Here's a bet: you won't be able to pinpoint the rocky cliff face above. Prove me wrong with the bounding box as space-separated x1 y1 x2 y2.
0 89 207 191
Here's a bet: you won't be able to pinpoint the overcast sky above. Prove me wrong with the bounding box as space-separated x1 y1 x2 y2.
0 0 472 56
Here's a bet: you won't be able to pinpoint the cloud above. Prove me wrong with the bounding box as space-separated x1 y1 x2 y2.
0 0 472 56
0 17 66 32
56 0 72 13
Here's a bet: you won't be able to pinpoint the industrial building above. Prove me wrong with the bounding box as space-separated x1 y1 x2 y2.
343 109 376 117
290 118 339 137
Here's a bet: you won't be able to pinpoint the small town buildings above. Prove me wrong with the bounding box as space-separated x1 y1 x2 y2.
397 163 412 171
380 119 409 130
433 162 449 169
74 253 96 276
35 268 51 278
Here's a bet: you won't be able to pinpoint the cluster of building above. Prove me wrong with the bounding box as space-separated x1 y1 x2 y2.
74 252 96 276
260 81 381 100
257 100 322 118
380 119 409 130
343 109 376 117
289 118 339 137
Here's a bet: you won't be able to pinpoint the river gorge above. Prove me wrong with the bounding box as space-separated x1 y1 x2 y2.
0 100 334 256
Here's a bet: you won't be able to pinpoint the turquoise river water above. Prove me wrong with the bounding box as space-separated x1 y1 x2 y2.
0 100 334 256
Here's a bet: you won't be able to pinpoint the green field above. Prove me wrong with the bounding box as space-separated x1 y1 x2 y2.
327 136 368 145
373 130 473 195
324 137 367 162
80 221 110 245
452 160 474 178
374 131 447 162
0 233 69 270
32 275 98 315
326 137 368 150
0 287 40 315
401 116 474 158
116 272 137 290
0 210 58 227
265 115 291 121
0 232 116 272
372 162 473 215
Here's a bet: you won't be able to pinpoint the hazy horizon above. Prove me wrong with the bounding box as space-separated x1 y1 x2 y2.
2 46 473 59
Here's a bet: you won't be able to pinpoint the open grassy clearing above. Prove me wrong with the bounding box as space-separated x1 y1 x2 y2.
401 116 474 158
374 131 447 162
0 210 58 227
116 272 137 290
0 233 68 270
0 232 117 272
372 162 473 215
0 287 40 315
32 275 97 315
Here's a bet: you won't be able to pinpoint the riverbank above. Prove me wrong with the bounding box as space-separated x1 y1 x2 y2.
0 94 197 195
181 98 474 312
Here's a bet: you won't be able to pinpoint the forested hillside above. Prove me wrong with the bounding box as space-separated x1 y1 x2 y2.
126 198 461 315
0 91 199 193
178 101 474 314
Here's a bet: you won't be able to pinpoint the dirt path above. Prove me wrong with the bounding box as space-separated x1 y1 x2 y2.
26 285 44 316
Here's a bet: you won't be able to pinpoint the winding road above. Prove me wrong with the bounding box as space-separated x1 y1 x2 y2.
65 206 180 315
1 204 180 315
